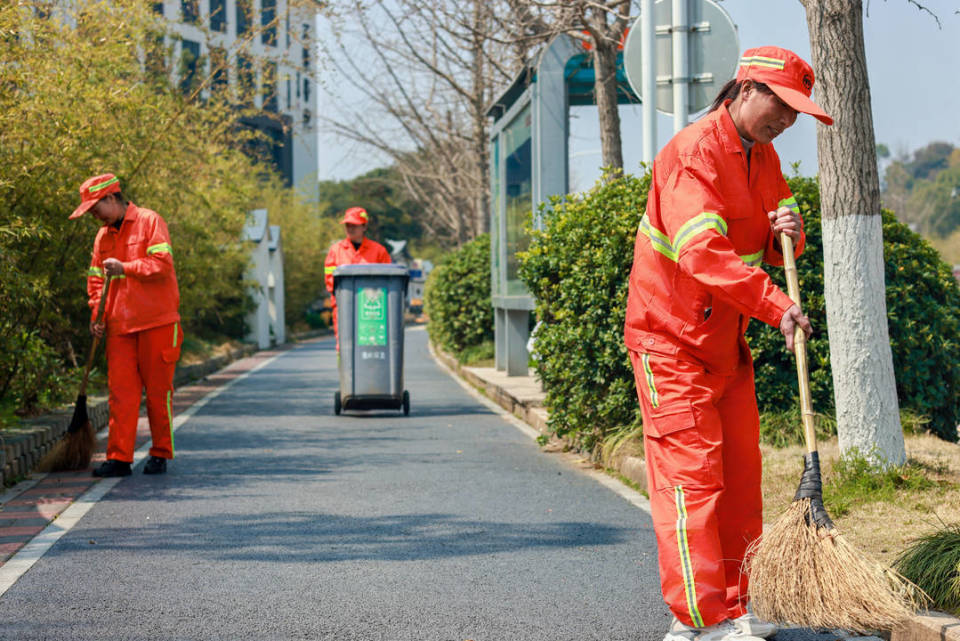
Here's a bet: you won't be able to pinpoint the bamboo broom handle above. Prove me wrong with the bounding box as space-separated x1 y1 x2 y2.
780 233 818 455
79 277 111 397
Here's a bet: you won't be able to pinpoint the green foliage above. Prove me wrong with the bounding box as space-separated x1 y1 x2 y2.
458 339 495 367
895 524 960 616
824 451 941 518
424 234 493 357
318 167 428 246
747 176 960 441
883 142 960 238
518 171 650 449
520 169 960 449
0 1 332 421
758 409 836 449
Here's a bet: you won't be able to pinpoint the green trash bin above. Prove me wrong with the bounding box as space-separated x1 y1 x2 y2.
332 264 410 415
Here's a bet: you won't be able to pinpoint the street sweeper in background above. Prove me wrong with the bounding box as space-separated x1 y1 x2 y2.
624 46 832 641
72 173 181 478
323 206 392 347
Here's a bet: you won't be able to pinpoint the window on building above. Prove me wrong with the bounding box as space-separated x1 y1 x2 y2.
296 71 301 98
152 2 164 15
303 77 310 104
209 0 226 32
236 0 250 36
285 12 290 48
262 62 277 112
237 54 255 100
179 39 201 95
261 0 276 46
286 77 291 111
209 47 228 95
181 0 199 24
303 109 311 129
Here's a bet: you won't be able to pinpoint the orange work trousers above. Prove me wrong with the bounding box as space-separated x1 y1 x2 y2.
105 322 182 463
629 349 762 628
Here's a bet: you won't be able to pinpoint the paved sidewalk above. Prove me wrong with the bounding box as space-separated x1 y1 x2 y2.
0 345 288 567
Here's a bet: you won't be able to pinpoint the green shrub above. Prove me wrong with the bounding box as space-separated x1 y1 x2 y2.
520 171 960 448
425 234 493 358
895 524 960 616
519 171 649 449
747 176 960 441
823 451 939 518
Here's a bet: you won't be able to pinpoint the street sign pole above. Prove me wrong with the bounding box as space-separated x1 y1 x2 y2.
641 0 657 163
672 0 689 133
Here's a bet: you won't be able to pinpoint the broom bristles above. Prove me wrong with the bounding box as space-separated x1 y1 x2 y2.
747 499 926 633
36 420 97 472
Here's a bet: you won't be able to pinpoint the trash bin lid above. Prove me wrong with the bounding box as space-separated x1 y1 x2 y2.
333 263 410 283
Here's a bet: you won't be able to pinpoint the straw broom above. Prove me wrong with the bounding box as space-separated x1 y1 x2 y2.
37 277 111 472
746 234 923 633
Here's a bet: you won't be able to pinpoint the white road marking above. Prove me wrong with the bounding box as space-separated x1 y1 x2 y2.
0 349 287 598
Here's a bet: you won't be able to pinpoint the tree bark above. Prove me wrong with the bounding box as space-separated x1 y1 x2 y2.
591 37 625 171
800 0 905 465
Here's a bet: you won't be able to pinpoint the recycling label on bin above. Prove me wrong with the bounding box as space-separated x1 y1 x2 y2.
357 287 388 346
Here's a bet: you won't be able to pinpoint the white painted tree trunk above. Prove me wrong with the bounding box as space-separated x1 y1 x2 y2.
821 215 905 465
801 0 905 466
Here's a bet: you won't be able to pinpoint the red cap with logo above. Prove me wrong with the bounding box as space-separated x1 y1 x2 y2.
341 206 369 225
736 46 833 126
69 173 122 220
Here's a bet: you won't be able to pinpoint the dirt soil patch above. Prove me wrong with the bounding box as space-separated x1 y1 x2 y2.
761 433 960 566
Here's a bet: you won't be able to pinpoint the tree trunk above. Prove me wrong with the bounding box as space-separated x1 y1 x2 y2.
800 0 905 465
471 0 491 239
591 39 624 172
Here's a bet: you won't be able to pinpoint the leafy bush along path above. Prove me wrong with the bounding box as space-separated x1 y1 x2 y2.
424 234 494 360
518 171 960 446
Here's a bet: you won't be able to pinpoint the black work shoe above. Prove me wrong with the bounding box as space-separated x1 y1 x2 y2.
143 456 167 475
92 460 132 478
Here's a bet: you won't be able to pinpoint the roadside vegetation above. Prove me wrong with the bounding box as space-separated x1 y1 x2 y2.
0 1 337 426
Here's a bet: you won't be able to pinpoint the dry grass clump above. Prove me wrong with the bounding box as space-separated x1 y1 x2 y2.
747 499 925 633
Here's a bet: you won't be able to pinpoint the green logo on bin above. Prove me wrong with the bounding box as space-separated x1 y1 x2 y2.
357 287 387 346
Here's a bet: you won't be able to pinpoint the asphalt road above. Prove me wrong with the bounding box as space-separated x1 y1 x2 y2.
0 329 849 641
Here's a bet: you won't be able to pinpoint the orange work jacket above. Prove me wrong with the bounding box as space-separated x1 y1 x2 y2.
86 203 180 336
324 237 392 298
624 104 804 374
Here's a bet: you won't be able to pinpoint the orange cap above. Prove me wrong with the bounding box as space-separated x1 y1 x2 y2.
341 206 369 225
736 46 833 126
69 173 122 219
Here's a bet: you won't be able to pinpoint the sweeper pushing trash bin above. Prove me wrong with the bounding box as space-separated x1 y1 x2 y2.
333 264 410 416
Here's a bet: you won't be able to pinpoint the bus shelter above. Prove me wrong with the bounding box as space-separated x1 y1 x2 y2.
486 35 638 375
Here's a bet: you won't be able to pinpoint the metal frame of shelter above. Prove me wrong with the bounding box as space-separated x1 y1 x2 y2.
486 34 639 376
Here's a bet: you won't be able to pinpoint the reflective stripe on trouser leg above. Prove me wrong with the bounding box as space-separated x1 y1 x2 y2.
628 349 731 628
675 486 705 627
140 323 178 460
641 353 659 408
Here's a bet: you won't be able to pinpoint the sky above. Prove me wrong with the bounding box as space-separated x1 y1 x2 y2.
317 1 960 189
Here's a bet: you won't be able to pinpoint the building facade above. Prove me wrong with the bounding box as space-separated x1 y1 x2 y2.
155 0 318 194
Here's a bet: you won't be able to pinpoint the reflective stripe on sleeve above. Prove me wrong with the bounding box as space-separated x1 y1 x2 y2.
147 242 173 255
324 266 337 274
87 266 104 278
778 196 799 213
739 250 764 267
639 213 727 262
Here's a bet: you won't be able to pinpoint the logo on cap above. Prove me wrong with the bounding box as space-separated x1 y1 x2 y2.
802 74 813 91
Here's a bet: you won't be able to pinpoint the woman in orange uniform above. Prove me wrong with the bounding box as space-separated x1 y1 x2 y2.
624 47 832 641
72 173 181 478
323 207 392 344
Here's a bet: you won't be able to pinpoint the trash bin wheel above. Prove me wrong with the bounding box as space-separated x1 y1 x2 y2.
402 390 410 416
334 392 341 415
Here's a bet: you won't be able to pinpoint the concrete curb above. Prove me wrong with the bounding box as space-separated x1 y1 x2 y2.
429 341 960 641
429 344 649 494
1 329 332 487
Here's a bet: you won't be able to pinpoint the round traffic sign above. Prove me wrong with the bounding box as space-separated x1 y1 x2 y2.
623 0 740 115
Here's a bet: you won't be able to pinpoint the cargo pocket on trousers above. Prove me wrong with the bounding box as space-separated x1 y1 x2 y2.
161 346 181 365
643 402 722 491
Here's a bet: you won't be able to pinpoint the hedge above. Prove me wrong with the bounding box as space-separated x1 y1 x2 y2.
424 234 494 359
519 171 960 447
